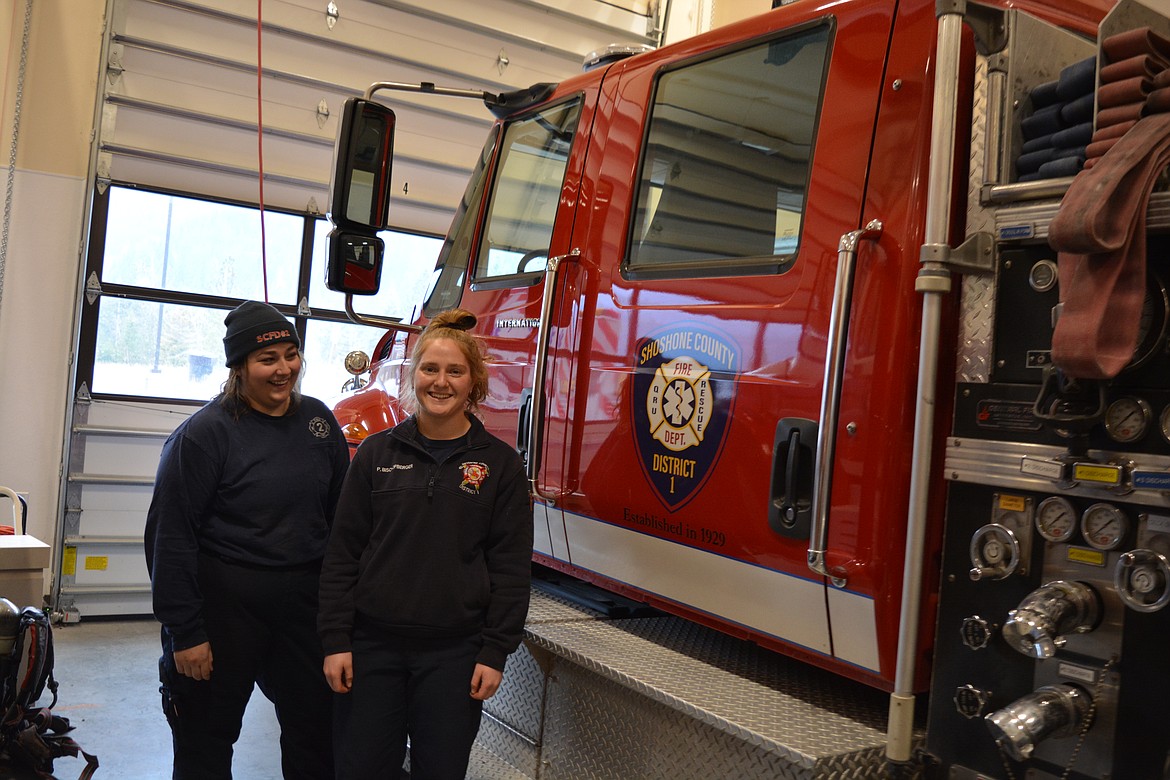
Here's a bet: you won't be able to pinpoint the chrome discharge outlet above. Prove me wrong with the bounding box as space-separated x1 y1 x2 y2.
985 684 1090 761
1001 580 1100 659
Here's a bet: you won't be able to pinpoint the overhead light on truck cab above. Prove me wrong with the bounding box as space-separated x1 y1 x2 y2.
583 44 655 71
485 82 559 118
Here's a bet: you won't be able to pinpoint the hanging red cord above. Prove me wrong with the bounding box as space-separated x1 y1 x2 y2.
257 0 270 302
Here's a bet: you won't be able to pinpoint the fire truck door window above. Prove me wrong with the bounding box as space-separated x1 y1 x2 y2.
626 23 829 278
474 99 583 280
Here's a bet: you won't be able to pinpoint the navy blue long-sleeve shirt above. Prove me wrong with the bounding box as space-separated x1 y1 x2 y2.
145 395 350 651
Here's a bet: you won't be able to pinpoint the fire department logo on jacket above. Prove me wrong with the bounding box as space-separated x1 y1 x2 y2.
308 417 331 439
633 326 739 512
459 462 489 494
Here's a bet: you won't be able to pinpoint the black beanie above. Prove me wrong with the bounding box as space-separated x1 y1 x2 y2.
222 301 300 367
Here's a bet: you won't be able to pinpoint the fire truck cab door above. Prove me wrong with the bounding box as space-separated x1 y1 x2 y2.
537 0 898 674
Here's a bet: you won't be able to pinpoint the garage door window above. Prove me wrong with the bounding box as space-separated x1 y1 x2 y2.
84 186 440 403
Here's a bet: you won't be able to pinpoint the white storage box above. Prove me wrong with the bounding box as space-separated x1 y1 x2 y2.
0 535 50 609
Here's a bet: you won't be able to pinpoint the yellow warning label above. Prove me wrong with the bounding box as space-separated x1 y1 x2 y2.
998 494 1027 512
84 556 109 571
62 547 76 577
1072 464 1122 485
1067 547 1106 567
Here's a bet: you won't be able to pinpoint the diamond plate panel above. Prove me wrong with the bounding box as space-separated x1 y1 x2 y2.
525 601 911 768
958 273 994 384
474 712 538 779
542 660 896 780
464 739 535 780
959 54 995 386
966 55 994 238
473 589 921 778
526 583 607 625
486 640 548 741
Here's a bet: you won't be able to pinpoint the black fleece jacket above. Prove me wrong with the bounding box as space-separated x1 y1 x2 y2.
317 414 532 671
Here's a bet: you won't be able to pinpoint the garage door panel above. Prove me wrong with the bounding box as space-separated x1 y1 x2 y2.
111 53 491 160
75 484 154 539
78 436 165 480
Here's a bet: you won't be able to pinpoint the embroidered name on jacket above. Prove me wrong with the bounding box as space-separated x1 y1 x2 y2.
377 464 414 473
460 462 489 494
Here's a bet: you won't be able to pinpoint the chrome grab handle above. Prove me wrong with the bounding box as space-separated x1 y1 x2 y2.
808 220 883 588
528 249 581 502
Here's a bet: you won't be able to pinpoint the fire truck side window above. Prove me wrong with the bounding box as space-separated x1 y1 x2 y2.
474 99 582 279
626 23 830 278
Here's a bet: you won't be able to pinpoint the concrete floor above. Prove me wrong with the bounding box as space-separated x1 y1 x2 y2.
29 619 504 780
34 617 282 780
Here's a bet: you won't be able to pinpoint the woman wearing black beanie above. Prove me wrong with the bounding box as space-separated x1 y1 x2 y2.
145 300 350 780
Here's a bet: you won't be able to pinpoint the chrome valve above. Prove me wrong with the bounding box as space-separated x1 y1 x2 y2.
985 684 1090 761
1001 580 1100 659
1115 548 1170 613
969 524 1021 581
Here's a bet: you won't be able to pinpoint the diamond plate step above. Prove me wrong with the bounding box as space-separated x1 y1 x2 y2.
475 584 919 780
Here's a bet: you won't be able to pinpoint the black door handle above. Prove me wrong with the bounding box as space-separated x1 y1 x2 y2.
516 388 533 468
768 418 817 538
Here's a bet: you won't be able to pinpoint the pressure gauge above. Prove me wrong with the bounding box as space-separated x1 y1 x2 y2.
1028 259 1059 292
1103 397 1151 443
1035 497 1077 543
1128 273 1170 370
1080 503 1129 551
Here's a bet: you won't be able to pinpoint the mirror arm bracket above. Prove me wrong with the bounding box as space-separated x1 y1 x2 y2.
364 80 499 106
344 294 423 334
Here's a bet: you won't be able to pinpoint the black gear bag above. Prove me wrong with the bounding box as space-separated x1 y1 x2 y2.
0 604 98 779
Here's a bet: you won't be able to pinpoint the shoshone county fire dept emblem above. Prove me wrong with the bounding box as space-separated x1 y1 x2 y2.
632 325 739 511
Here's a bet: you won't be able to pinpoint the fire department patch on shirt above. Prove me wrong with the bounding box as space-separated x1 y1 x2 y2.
459 462 489 494
633 325 739 512
308 417 331 439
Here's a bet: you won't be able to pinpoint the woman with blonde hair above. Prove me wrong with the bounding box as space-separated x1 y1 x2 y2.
319 309 533 779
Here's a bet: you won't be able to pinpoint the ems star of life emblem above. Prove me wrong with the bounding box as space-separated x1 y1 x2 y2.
632 326 739 512
647 357 712 452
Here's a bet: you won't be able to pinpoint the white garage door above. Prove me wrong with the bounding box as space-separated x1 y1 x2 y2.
60 0 660 619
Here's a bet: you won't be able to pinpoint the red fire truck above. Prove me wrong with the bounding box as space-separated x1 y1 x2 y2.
324 0 1170 776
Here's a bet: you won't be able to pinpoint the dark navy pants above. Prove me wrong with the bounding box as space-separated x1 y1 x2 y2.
159 554 334 780
333 625 483 780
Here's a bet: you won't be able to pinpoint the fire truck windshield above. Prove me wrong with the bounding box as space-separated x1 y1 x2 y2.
424 96 583 315
423 126 500 314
